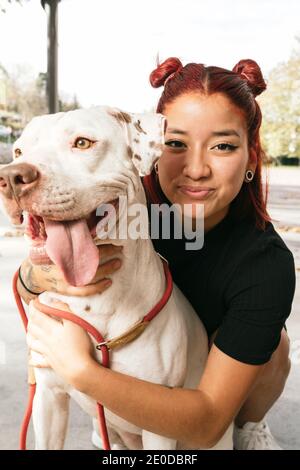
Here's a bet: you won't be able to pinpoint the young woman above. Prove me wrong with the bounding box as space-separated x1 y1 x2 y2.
19 58 296 450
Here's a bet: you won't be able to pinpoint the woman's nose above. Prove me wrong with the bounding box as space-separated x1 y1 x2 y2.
182 148 211 180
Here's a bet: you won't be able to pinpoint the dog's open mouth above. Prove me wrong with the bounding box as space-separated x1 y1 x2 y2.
24 198 119 287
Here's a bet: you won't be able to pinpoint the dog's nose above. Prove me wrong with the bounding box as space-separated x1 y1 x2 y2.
0 163 39 198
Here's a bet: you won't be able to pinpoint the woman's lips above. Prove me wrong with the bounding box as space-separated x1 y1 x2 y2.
178 185 215 200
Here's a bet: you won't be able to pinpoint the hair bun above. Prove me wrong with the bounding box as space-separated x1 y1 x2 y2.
149 57 183 88
232 59 267 97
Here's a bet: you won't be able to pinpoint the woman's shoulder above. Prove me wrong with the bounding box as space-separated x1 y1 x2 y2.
253 221 293 264
223 216 295 290
223 218 296 322
228 214 294 261
227 217 295 292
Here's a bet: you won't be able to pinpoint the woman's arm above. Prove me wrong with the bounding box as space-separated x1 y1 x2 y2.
18 258 43 305
18 244 123 304
73 345 263 448
27 303 263 449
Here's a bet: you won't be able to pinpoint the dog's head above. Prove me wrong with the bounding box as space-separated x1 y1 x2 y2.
0 106 165 286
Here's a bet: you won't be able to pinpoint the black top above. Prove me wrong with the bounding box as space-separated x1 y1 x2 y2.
149 204 296 365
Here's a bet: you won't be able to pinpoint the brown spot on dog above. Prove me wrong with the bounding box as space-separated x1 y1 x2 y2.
84 305 91 312
133 138 140 144
133 154 142 161
120 111 132 123
127 146 133 158
149 141 162 151
108 110 132 125
134 120 147 135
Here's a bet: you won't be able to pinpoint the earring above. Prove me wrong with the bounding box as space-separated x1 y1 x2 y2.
245 169 254 182
154 161 159 174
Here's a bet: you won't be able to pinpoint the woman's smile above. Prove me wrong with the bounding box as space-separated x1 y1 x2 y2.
178 185 215 200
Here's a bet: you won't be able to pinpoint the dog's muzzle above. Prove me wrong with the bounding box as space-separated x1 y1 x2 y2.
0 163 40 199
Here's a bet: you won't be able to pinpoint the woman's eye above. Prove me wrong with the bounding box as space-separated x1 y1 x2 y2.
213 143 238 152
165 140 186 149
73 137 95 150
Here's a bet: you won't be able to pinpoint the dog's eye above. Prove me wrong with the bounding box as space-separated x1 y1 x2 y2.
74 137 94 150
14 148 22 158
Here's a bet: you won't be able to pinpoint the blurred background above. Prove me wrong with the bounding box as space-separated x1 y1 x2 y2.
0 0 299 450
0 0 300 167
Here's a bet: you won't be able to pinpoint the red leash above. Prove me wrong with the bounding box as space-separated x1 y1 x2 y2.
12 258 173 450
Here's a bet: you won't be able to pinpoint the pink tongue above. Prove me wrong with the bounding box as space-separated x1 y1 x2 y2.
44 218 100 287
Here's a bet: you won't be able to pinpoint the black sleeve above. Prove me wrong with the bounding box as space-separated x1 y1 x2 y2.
214 241 296 365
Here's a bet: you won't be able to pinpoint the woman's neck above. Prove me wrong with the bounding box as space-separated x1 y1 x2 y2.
204 205 230 233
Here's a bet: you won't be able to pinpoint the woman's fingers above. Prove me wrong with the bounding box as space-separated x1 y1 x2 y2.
29 358 51 368
62 254 123 296
97 244 123 258
27 331 47 356
26 244 124 297
93 257 122 281
64 277 113 297
28 346 51 368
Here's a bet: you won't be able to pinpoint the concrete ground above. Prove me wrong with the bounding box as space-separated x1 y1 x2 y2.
0 166 299 450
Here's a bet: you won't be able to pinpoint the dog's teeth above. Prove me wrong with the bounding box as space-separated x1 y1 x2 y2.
31 246 46 254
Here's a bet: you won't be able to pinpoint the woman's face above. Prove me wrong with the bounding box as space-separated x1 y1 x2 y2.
158 92 256 232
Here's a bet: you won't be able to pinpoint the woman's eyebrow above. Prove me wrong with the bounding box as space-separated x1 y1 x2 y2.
167 128 188 135
212 129 240 137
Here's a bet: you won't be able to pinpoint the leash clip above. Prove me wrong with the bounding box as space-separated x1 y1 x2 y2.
96 341 109 351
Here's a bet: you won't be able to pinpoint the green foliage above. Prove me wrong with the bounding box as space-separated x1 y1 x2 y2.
259 40 300 158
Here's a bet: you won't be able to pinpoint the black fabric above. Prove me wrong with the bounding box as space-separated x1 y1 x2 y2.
150 206 296 366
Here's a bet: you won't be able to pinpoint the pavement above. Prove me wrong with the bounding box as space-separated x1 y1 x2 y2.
260 167 300 450
0 165 299 450
0 143 13 164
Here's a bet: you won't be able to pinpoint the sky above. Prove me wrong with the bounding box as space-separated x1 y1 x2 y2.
0 0 300 112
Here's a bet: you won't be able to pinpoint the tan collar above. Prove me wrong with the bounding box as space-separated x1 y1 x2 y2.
96 319 150 351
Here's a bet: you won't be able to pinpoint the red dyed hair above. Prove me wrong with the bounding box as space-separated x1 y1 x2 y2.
144 57 270 230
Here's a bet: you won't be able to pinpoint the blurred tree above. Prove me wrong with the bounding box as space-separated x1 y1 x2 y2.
59 93 80 112
0 0 28 13
5 65 48 124
259 39 300 159
3 65 80 124
1 0 60 114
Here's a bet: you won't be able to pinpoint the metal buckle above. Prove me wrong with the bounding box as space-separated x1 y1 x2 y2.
96 341 108 351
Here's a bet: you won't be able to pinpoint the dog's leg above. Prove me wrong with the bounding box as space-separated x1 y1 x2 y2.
107 427 130 451
32 381 70 450
142 430 177 450
92 418 130 450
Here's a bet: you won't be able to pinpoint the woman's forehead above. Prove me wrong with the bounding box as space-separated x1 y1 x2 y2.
164 92 247 135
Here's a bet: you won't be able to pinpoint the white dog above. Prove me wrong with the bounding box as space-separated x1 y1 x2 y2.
0 106 233 450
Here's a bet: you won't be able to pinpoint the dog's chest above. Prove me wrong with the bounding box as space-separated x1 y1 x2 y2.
39 291 142 349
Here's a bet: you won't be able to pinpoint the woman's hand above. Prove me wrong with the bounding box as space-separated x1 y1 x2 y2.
27 299 96 384
19 244 123 300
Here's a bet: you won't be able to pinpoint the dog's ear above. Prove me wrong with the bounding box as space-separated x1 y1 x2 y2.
108 108 166 176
